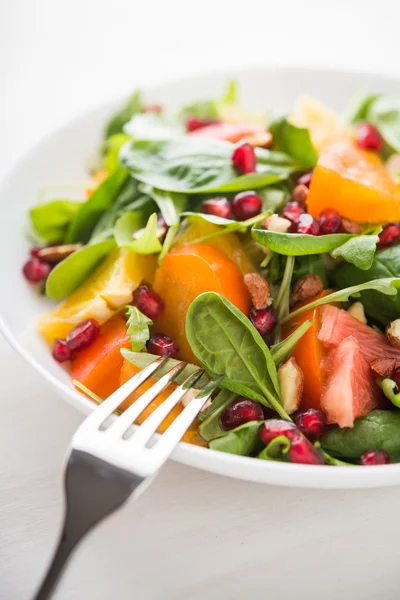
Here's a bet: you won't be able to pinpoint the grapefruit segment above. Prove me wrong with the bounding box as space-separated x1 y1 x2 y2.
188 122 264 143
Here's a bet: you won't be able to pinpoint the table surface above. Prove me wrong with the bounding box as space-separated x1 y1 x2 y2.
2 1 400 598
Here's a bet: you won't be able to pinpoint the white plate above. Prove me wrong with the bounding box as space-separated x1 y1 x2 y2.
1 66 400 489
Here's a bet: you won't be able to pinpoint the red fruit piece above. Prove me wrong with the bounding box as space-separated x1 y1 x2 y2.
249 306 278 337
377 223 400 248
258 420 324 465
52 339 72 362
287 436 325 465
66 319 100 352
201 198 233 220
360 449 390 465
220 398 264 431
132 285 164 320
295 409 327 439
232 190 262 220
147 333 179 357
297 171 313 187
231 143 256 174
355 122 383 151
258 419 299 445
185 116 220 132
296 213 320 235
392 366 400 388
281 201 305 228
22 258 51 282
143 103 163 114
318 208 341 234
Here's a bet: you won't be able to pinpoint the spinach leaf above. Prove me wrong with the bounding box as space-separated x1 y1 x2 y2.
258 436 291 461
119 138 299 194
103 133 131 172
125 305 152 351
269 118 318 168
198 388 235 421
199 390 237 441
144 186 187 226
114 212 163 254
333 247 400 325
65 167 128 243
178 79 237 121
186 292 289 419
124 112 184 140
30 200 81 244
320 410 400 460
280 277 400 325
209 421 262 456
346 92 380 123
104 89 142 139
270 320 312 365
330 232 380 270
46 238 116 300
347 92 400 153
252 228 354 256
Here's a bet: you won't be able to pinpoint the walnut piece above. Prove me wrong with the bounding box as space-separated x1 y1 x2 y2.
386 319 400 348
244 273 270 309
347 302 367 324
261 214 291 233
246 131 273 149
291 274 323 306
36 243 82 264
278 357 304 415
291 183 309 205
341 218 362 234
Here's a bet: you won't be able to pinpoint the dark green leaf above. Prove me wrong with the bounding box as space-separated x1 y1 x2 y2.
209 421 262 456
145 187 187 226
346 92 380 123
199 390 237 441
347 92 400 153
294 254 329 287
104 90 142 139
46 238 116 300
103 133 131 172
331 232 380 270
270 320 312 365
114 212 163 254
30 200 81 244
199 388 235 421
270 118 318 168
252 228 354 256
125 305 152 351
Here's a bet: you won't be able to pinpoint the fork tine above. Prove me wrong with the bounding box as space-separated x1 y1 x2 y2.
130 369 204 446
107 361 187 437
79 357 168 430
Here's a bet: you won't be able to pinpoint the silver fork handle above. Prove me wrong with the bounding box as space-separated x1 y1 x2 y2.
32 449 145 600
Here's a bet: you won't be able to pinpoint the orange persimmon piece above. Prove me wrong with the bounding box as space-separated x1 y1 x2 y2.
152 243 250 364
71 315 130 399
307 141 400 223
118 360 206 446
188 122 264 143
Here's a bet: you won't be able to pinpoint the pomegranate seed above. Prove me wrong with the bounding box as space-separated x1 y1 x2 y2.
143 103 163 114
231 143 256 174
249 306 278 337
258 420 324 464
258 419 299 445
297 171 313 187
377 223 400 248
295 409 327 439
157 214 167 228
220 398 264 431
52 339 72 362
318 208 341 235
288 436 325 465
392 366 400 388
360 450 390 465
30 246 42 258
296 213 320 235
186 116 220 132
281 201 305 228
132 285 164 320
147 333 179 358
355 122 383 151
66 319 100 352
232 190 262 220
22 258 51 283
201 197 233 219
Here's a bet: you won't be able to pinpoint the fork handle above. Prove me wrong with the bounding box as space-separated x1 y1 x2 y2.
33 450 141 600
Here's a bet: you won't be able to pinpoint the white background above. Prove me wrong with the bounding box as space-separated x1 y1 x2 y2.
1 1 400 598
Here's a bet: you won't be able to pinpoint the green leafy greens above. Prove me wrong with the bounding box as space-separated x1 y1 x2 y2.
125 305 152 351
114 212 163 254
104 89 142 139
30 200 82 244
269 118 318 168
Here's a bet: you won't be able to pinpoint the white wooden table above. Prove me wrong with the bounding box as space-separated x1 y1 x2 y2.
1 1 400 598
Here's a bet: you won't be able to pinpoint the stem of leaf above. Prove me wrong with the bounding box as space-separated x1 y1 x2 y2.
262 386 291 420
275 255 295 318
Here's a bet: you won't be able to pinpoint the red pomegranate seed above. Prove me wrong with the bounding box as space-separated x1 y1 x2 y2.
355 122 383 151
249 306 278 337
318 208 341 234
201 197 233 219
295 409 327 439
281 201 305 228
52 339 72 362
360 450 390 465
186 116 220 132
232 190 262 220
296 213 320 235
392 366 400 388
231 143 256 174
288 436 325 465
147 333 179 358
258 419 299 445
30 246 42 258
143 103 163 114
377 223 400 248
132 285 164 320
22 258 51 283
297 171 313 187
157 214 167 228
220 398 264 431
66 319 100 352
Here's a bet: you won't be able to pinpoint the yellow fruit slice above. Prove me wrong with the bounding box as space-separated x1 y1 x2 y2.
38 249 157 344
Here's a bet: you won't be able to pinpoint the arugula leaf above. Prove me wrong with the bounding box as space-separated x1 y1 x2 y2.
347 92 400 153
269 118 318 168
209 420 262 455
252 228 354 256
330 232 380 270
46 238 116 300
104 89 142 139
274 255 295 322
125 305 152 351
119 138 299 194
280 277 400 325
186 292 289 419
30 200 81 244
103 133 131 172
65 167 128 243
270 320 312 365
320 410 400 460
124 112 184 140
114 212 163 254
144 186 187 226
182 211 269 244
199 390 237 441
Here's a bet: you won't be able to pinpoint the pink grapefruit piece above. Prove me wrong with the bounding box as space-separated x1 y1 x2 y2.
188 122 264 143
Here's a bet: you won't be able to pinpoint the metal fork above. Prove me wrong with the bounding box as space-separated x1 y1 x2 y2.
33 357 217 600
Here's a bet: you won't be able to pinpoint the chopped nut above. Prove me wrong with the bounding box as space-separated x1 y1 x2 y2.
181 388 200 407
347 301 367 324
386 153 400 181
261 214 291 233
36 243 82 264
292 183 309 205
386 319 400 348
278 357 304 415
291 274 323 306
341 218 362 234
370 357 400 379
244 273 270 309
132 224 167 243
246 131 273 149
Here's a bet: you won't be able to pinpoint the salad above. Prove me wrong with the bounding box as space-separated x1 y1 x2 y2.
22 81 400 466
